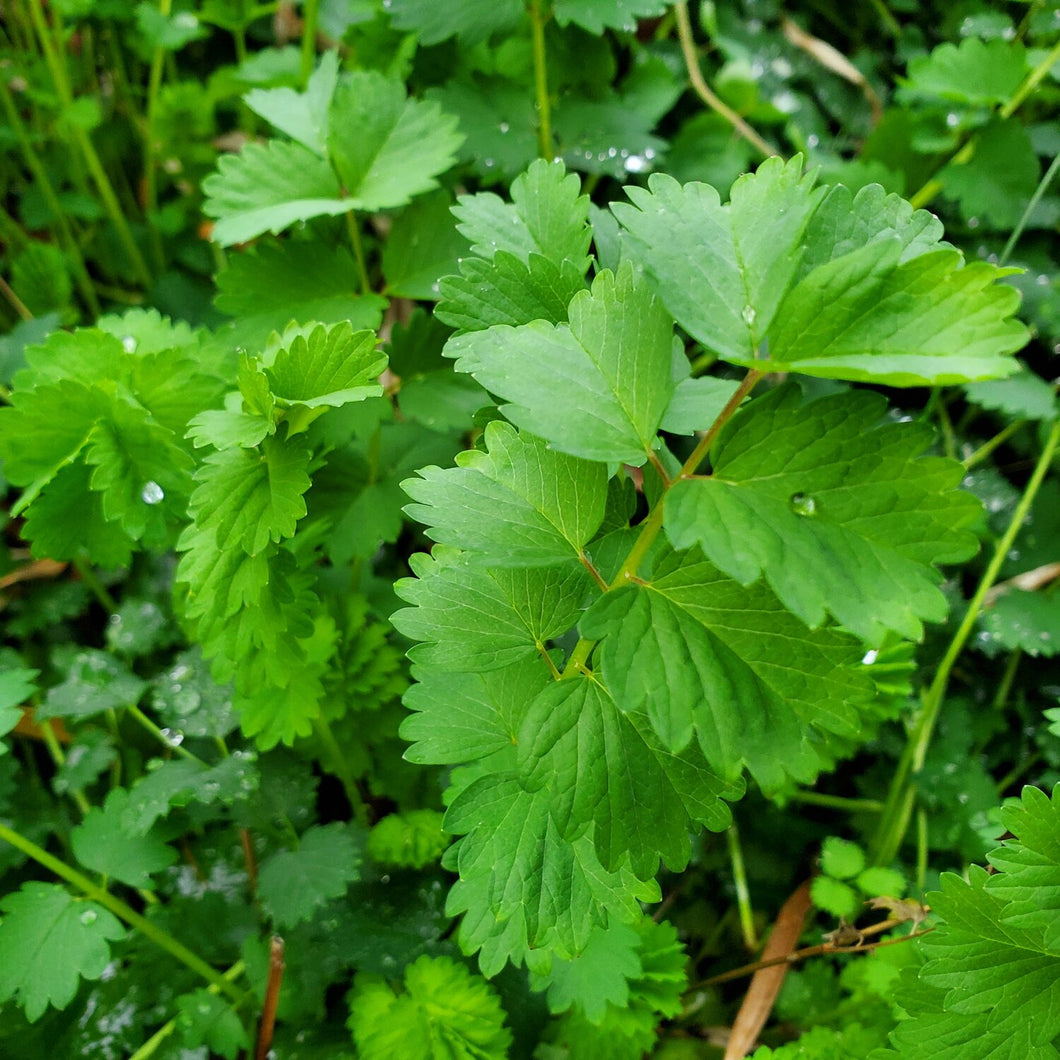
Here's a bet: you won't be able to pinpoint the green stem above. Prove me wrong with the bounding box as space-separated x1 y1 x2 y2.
909 39 1060 209
991 648 1022 711
963 419 1026 470
0 821 245 1004
313 716 368 826
529 0 553 160
0 273 33 322
126 705 206 763
300 0 319 86
1000 151 1060 265
786 790 884 814
39 718 92 817
73 557 118 613
727 822 758 951
345 211 370 295
142 0 173 271
128 962 247 1060
0 76 100 316
869 419 1060 865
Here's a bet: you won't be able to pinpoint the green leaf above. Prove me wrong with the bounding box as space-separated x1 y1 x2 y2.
533 921 642 1023
613 158 824 363
367 810 448 869
964 369 1058 422
661 376 742 436
37 650 147 722
402 422 608 566
664 386 981 643
580 546 872 789
265 323 385 410
820 837 866 880
347 954 512 1059
451 159 591 271
446 265 674 465
0 882 124 1021
392 550 589 671
553 0 669 34
188 435 312 557
243 50 338 154
203 139 348 246
258 823 364 928
857 867 907 899
383 190 467 300
900 37 1028 107
518 676 740 877
71 788 177 887
979 590 1060 657
327 71 463 212
444 774 660 972
0 668 36 751
175 989 250 1059
385 0 524 44
810 876 860 920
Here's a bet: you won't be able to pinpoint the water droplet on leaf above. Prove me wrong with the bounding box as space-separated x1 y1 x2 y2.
141 481 164 505
790 492 817 516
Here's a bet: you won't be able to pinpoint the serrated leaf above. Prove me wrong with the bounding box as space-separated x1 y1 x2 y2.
347 954 512 1059
444 774 660 971
900 37 1028 107
385 0 524 44
243 50 338 154
964 369 1058 422
71 788 177 887
534 921 641 1023
402 422 608 565
203 139 348 246
0 668 35 750
258 823 364 927
0 883 124 1021
436 251 587 331
452 159 591 270
580 546 872 789
327 71 463 212
175 989 250 1059
613 158 824 363
979 590 1060 657
446 265 674 464
663 386 981 643
383 190 467 300
554 0 669 33
367 810 448 869
392 550 589 671
519 676 740 877
811 876 860 920
266 322 385 409
821 837 866 880
401 659 553 765
37 650 147 721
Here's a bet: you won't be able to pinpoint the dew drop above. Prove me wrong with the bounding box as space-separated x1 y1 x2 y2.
790 492 817 516
141 481 164 505
741 304 757 327
79 908 98 925
498 121 510 133
806 134 820 148
121 335 137 353
862 649 879 665
946 112 960 128
623 154 650 173
159 727 184 747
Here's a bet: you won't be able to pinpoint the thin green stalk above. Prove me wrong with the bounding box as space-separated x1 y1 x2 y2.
992 648 1022 711
559 368 762 679
915 807 928 895
786 790 884 814
126 705 205 764
529 0 553 159
0 273 33 322
0 821 245 1004
868 0 901 37
726 822 758 951
300 0 319 86
142 0 173 271
128 961 247 1060
963 419 1026 470
910 39 1060 209
870 419 1060 866
0 76 100 316
39 719 92 817
345 211 370 294
1000 151 1060 265
313 716 368 826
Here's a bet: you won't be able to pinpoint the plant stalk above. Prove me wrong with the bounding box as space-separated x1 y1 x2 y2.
529 0 553 159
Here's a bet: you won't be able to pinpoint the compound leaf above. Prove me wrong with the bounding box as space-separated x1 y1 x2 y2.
0 882 124 1022
664 386 981 643
402 421 608 566
243 50 338 154
446 264 674 465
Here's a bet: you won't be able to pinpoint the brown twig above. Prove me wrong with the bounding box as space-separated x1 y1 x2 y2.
983 561 1060 607
255 936 285 1060
240 827 258 894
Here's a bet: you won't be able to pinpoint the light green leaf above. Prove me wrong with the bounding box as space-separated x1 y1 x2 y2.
347 955 512 1059
175 989 250 1059
0 883 124 1021
37 649 147 721
327 71 463 212
519 676 740 877
452 159 592 270
367 810 448 869
392 549 589 671
580 547 871 790
402 422 608 566
664 387 981 643
258 823 364 928
446 265 674 465
243 50 338 154
661 376 741 435
811 876 860 920
385 0 524 44
820 837 866 880
613 158 824 362
0 668 36 751
979 590 1060 658
964 369 1058 422
900 37 1028 107
554 0 669 34
71 788 177 887
202 140 347 246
